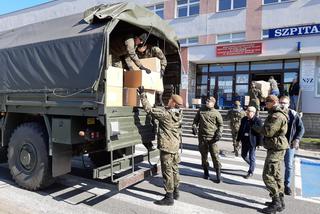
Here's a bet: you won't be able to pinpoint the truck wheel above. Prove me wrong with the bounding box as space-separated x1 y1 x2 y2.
8 122 54 190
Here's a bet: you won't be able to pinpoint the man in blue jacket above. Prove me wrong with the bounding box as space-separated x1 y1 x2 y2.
279 96 305 196
237 106 263 179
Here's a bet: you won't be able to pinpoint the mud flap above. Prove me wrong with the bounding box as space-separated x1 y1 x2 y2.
52 143 72 177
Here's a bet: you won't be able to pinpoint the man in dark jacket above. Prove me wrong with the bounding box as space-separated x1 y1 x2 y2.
237 106 263 179
279 96 305 195
288 78 300 111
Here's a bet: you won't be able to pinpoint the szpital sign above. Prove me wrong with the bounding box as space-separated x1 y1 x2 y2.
269 24 320 38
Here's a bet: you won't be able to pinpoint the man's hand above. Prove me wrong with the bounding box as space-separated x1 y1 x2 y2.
192 126 198 136
160 69 165 78
127 66 134 71
214 133 222 142
140 66 151 74
291 139 300 150
137 86 145 95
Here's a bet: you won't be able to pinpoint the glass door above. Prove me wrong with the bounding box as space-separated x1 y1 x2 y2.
217 76 233 109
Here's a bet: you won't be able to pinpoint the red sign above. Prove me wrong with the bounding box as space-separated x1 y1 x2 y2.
216 42 262 57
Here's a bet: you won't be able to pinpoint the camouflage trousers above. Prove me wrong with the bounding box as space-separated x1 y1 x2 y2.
231 129 240 150
160 151 180 193
263 150 286 198
198 137 222 170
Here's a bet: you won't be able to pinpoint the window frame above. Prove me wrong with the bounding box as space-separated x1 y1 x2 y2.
263 0 293 5
146 3 164 19
217 0 247 12
176 0 200 18
262 29 269 40
216 32 246 44
179 36 199 46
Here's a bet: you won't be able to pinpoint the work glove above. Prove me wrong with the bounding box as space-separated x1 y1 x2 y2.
140 66 151 74
291 139 300 150
137 86 145 96
160 69 165 78
213 133 222 142
192 126 198 136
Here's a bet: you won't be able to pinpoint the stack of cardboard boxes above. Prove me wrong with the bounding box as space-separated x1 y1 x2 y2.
106 57 163 107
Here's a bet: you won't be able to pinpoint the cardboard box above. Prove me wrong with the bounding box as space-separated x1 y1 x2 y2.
192 98 201 105
123 88 156 107
255 81 271 98
123 70 164 92
132 57 161 72
106 86 123 106
106 66 123 87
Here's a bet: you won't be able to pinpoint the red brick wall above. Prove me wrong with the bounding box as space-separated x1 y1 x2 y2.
164 0 175 19
246 1 262 41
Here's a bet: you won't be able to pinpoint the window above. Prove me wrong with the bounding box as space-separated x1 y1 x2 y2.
147 3 164 19
217 32 245 44
263 0 291 5
251 60 282 70
179 36 199 46
218 0 246 11
262 29 269 40
177 0 200 17
210 63 235 72
284 59 299 69
236 62 249 71
236 74 249 84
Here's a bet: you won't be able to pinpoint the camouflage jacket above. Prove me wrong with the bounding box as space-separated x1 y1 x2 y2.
253 105 289 151
192 106 223 139
140 93 182 153
249 88 262 100
226 107 246 130
137 45 167 71
110 34 142 68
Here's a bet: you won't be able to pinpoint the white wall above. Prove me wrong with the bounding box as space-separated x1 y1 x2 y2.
262 0 320 29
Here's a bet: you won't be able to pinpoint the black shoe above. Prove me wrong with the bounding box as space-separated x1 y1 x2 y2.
203 169 209 179
279 193 285 211
261 196 282 214
284 186 292 195
243 172 253 179
154 193 174 206
235 150 239 157
173 188 179 200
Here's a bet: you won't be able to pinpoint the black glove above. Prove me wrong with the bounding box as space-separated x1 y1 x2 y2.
160 69 165 78
140 66 151 74
192 126 198 136
137 86 145 95
213 133 222 142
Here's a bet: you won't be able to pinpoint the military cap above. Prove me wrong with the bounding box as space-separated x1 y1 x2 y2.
138 33 148 43
171 94 183 105
234 100 241 106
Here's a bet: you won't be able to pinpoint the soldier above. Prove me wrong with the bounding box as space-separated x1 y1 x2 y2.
268 76 280 96
192 97 223 183
252 95 289 214
137 86 183 206
110 33 151 73
249 81 262 113
226 100 246 156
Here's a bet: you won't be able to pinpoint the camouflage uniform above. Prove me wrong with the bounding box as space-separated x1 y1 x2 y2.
253 105 288 199
137 45 167 72
110 34 142 69
140 93 182 194
249 87 262 112
226 107 246 154
192 106 223 178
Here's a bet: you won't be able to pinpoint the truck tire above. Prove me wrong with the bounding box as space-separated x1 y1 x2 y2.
8 122 54 190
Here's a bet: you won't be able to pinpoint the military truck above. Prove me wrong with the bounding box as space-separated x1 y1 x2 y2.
0 2 181 190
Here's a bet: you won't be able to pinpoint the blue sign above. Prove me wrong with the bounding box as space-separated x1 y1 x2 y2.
269 24 320 38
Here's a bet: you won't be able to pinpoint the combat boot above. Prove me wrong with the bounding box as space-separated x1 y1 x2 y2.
203 169 209 179
214 168 222 183
261 196 282 214
264 194 285 211
173 188 180 200
154 192 174 206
